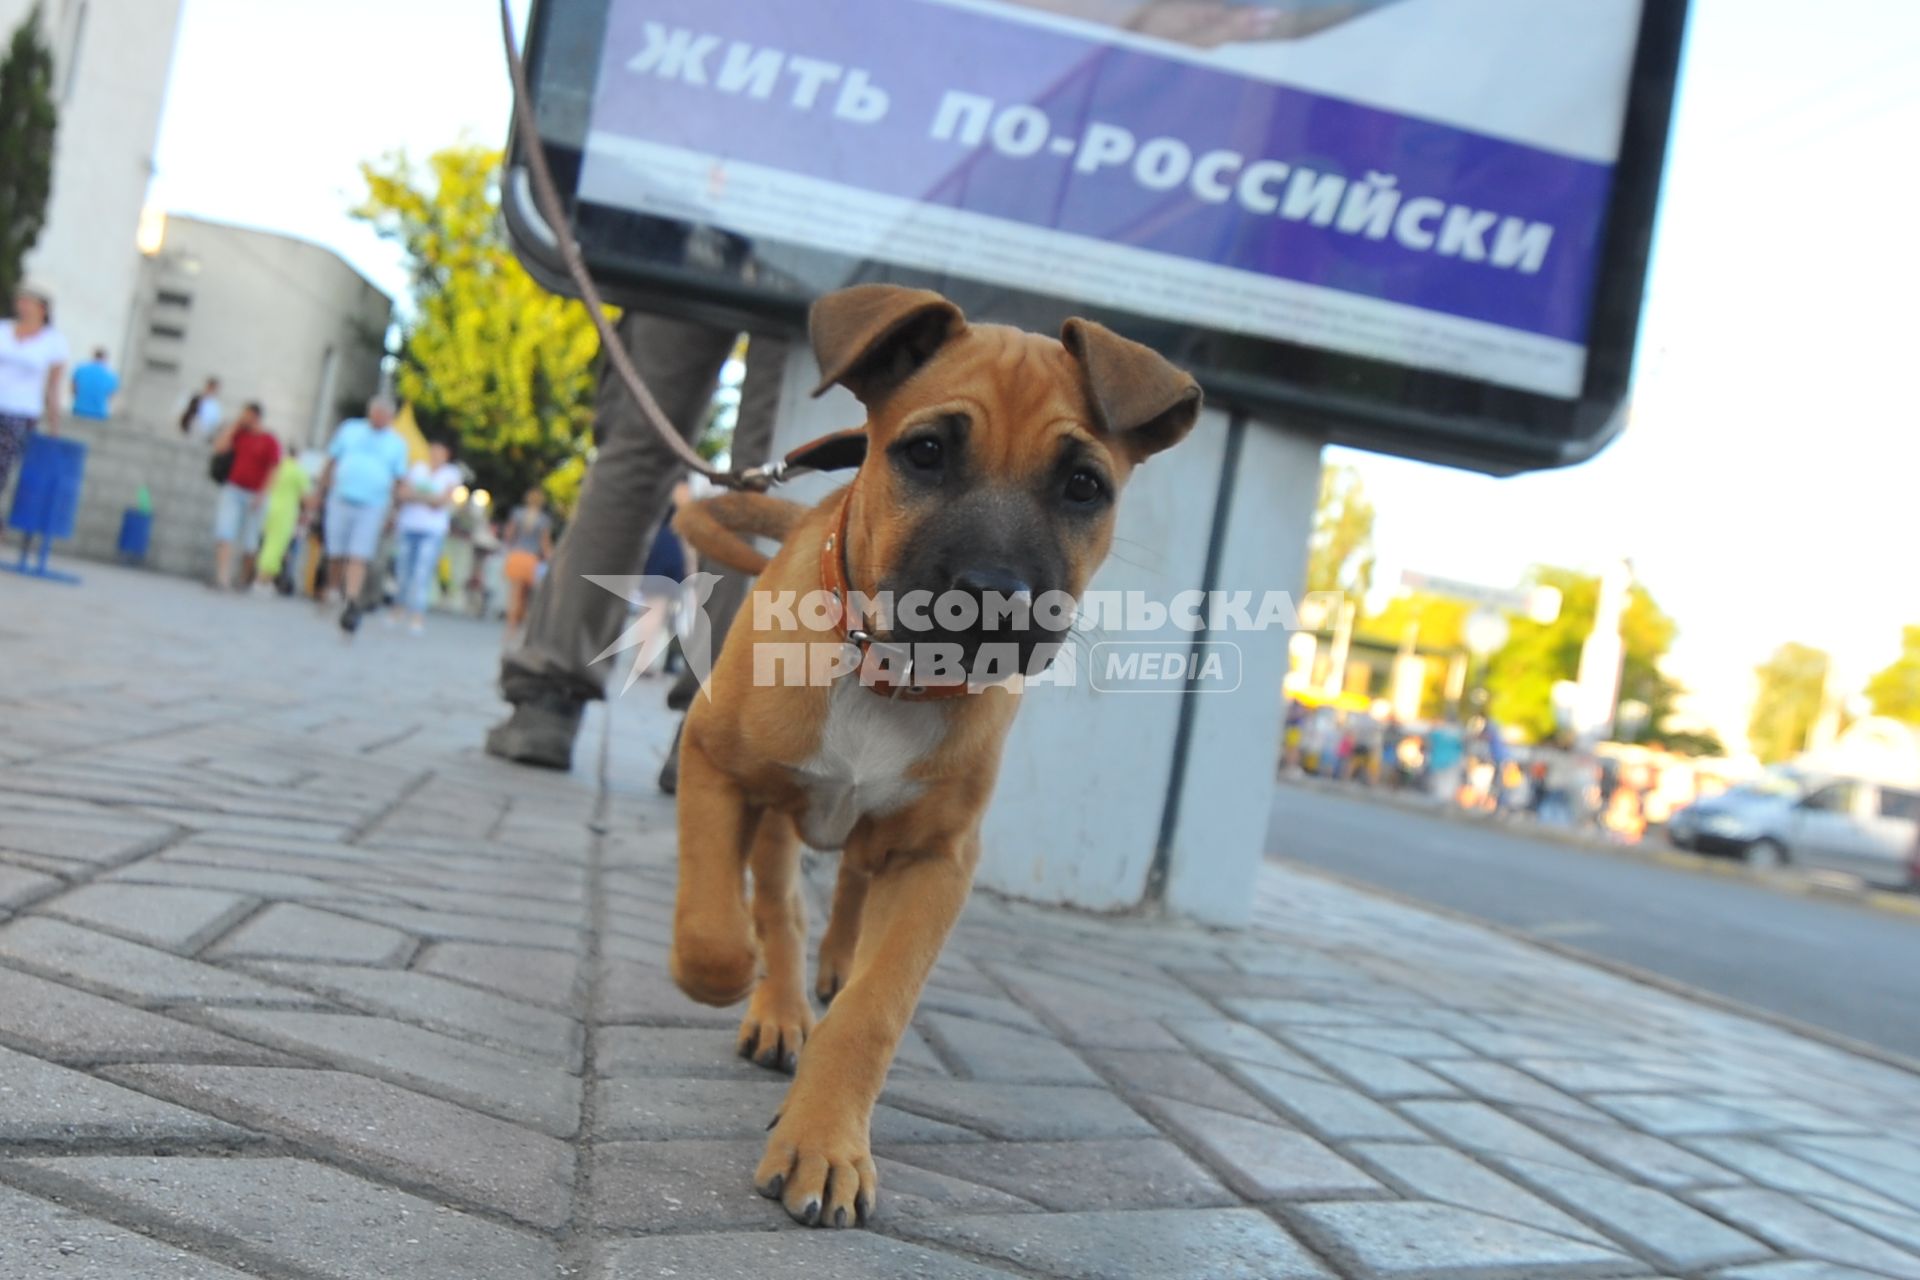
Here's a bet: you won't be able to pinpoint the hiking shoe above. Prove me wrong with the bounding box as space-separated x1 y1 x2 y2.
484 695 584 771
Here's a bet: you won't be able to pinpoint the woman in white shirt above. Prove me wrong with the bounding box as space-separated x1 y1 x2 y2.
392 437 466 634
0 284 69 498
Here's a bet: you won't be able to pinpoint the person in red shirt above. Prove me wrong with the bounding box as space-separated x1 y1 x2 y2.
210 401 283 590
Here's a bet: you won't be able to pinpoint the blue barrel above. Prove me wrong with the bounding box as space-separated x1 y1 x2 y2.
118 509 153 560
7 434 87 539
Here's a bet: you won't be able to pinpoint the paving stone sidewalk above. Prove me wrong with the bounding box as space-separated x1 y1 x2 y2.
5 564 1920 1279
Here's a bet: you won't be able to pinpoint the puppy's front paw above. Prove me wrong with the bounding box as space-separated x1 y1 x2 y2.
669 920 757 1007
737 981 815 1073
755 1104 878 1227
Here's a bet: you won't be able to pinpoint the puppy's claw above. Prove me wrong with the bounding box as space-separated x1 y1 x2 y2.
834 1206 848 1228
800 1198 820 1227
855 1191 873 1226
758 1172 784 1200
766 1111 782 1132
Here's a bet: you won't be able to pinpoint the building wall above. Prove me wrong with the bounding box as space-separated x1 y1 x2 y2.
0 0 185 366
120 216 393 448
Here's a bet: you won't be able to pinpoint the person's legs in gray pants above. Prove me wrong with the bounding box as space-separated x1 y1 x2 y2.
486 313 787 770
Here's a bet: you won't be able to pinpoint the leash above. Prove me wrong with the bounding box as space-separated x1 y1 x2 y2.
500 0 854 493
501 5 980 702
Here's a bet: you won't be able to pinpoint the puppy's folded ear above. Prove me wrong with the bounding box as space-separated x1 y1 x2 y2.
1061 319 1202 463
811 285 966 406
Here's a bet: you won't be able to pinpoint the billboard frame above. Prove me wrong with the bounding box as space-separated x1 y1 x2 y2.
503 0 1690 476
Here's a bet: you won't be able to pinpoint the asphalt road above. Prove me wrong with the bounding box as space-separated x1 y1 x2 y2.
1268 783 1920 1061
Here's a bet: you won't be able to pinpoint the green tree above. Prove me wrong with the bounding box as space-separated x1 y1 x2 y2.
1356 591 1470 717
353 145 607 508
1306 464 1375 601
1864 626 1920 725
1748 642 1829 764
1481 566 1683 743
0 7 56 301
1659 727 1729 759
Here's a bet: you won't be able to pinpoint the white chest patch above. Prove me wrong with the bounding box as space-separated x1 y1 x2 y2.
792 680 947 851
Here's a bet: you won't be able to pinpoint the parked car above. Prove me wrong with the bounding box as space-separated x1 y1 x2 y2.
1670 770 1920 889
1666 770 1811 857
1768 779 1920 889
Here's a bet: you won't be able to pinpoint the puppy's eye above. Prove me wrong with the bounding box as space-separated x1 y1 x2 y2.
1063 468 1105 505
905 437 944 471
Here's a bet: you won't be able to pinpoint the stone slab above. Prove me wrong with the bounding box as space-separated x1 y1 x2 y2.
1142 1096 1383 1201
898 1207 1335 1280
1290 1200 1636 1280
195 1009 581 1138
0 1182 257 1279
234 960 581 1068
916 1010 1104 1086
0 965 290 1066
598 1230 1022 1279
0 1044 250 1145
889 1137 1236 1212
880 1079 1157 1141
43 884 253 953
0 918 324 1007
108 1065 575 1229
204 904 413 966
19 1156 556 1280
419 941 581 1012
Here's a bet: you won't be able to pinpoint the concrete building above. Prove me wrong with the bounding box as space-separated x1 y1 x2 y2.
0 0 185 366
121 215 393 447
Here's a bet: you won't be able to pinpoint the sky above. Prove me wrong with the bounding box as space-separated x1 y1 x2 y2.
145 0 1920 748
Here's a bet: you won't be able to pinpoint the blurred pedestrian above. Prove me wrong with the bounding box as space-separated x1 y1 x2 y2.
627 481 694 679
393 438 464 635
500 486 555 635
1281 701 1306 772
209 402 281 590
1537 735 1583 826
319 394 409 634
0 283 67 499
255 438 313 592
1482 719 1513 813
1426 716 1465 805
69 348 118 421
179 376 222 437
486 315 787 772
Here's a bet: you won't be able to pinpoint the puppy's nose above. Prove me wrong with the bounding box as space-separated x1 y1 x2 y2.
953 566 1032 601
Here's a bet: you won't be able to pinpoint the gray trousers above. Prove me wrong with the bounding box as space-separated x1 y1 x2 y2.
499 312 788 704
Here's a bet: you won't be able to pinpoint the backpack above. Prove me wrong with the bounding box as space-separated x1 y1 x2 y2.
209 447 234 485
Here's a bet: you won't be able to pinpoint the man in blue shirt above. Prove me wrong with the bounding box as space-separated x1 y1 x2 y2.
320 394 409 633
70 348 118 420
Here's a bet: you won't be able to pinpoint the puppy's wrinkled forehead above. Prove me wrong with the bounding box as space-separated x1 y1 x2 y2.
807 284 1202 477
873 325 1096 465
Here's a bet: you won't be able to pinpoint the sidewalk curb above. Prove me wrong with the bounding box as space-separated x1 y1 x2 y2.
1278 774 1920 923
1283 859 1920 1083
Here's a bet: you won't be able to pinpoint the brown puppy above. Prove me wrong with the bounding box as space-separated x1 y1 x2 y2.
669 284 1200 1227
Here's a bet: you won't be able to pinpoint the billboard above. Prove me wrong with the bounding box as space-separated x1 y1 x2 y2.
508 0 1687 473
